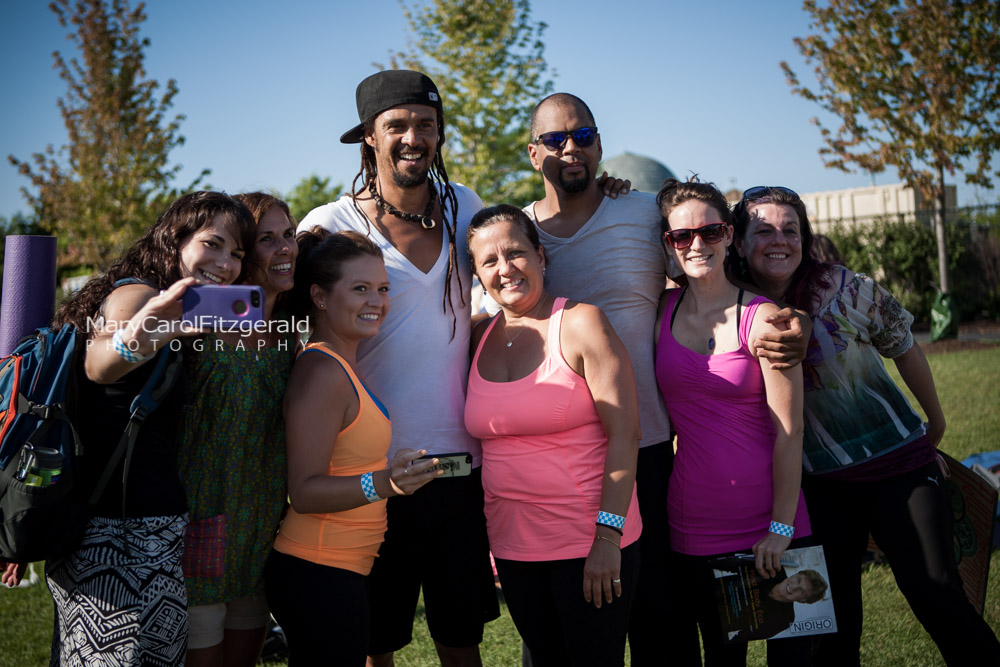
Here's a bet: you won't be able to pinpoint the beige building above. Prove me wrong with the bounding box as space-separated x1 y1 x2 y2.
799 183 957 231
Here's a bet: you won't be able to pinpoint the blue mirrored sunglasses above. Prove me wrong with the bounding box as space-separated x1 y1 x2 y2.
533 126 598 150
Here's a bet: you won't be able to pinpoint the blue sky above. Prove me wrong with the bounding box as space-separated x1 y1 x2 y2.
2 0 996 223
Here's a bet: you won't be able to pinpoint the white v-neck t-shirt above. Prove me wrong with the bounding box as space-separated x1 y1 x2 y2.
299 184 483 464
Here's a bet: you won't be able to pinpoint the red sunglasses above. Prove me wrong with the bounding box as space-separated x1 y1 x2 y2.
663 223 729 249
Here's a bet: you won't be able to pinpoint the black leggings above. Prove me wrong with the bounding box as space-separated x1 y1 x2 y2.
628 442 701 666
264 549 369 667
496 543 640 667
805 461 1000 666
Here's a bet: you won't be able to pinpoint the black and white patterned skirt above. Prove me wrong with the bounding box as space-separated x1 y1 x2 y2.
46 514 188 666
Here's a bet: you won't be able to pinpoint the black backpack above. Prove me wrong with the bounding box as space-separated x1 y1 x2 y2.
0 325 180 562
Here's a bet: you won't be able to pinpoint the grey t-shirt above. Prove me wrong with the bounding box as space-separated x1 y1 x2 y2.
524 191 672 447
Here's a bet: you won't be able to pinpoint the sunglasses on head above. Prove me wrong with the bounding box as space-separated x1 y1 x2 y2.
740 185 799 203
533 126 598 151
663 223 729 249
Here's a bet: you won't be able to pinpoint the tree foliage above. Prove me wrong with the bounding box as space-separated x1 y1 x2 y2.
8 0 207 270
781 0 1000 295
284 174 343 222
384 0 554 205
825 216 993 322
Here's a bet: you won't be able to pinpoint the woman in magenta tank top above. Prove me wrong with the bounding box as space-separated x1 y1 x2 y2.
653 180 812 666
464 204 642 667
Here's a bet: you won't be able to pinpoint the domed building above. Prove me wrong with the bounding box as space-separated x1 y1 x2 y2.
598 152 677 194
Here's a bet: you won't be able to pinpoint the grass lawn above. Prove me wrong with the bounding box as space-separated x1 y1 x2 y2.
2 345 998 666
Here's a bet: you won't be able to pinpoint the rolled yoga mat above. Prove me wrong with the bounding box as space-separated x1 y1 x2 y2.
1 235 57 357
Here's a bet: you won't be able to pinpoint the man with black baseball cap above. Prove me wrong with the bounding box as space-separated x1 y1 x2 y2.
299 70 499 667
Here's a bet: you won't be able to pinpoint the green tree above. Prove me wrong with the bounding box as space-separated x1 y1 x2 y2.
8 0 208 271
781 0 1000 305
385 0 554 205
285 174 343 222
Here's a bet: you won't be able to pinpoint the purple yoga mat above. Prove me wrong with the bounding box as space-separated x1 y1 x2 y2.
1 235 57 356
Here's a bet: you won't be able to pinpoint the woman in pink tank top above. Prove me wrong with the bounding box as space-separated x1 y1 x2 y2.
264 229 441 666
653 180 812 666
464 205 642 667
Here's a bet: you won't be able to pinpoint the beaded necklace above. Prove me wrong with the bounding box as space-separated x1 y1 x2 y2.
369 181 437 229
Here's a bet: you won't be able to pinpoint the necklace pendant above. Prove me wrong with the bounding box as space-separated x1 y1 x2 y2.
506 341 513 348
708 337 716 351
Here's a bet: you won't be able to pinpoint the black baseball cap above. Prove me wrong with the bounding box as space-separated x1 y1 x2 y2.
340 70 443 144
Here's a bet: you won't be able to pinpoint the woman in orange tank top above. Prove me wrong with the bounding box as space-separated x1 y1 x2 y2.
264 228 440 666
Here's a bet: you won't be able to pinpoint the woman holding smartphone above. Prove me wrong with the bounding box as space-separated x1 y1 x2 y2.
464 205 642 667
177 192 300 667
45 191 256 665
264 228 440 666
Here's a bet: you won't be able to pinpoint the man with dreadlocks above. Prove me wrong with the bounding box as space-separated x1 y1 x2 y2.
298 70 499 667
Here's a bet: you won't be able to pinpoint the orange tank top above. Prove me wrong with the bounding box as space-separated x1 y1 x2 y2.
272 343 392 575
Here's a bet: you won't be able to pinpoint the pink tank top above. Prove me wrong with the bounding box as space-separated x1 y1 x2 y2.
654 290 810 556
465 297 641 561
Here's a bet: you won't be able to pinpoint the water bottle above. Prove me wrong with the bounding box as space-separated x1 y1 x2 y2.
22 447 63 487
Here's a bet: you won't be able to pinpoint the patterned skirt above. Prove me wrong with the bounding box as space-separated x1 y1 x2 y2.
46 514 188 666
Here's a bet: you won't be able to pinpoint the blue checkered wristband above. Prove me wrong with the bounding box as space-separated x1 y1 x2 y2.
597 511 626 535
769 520 795 538
361 472 382 503
112 328 148 363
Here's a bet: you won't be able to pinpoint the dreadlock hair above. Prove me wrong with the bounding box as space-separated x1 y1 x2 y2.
349 110 465 339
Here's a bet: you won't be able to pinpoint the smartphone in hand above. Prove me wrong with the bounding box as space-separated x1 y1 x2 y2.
418 452 472 477
182 285 264 330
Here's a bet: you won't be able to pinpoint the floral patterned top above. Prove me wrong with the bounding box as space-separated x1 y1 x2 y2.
801 270 925 474
177 334 293 605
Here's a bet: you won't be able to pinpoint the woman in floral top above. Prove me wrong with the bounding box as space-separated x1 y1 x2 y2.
177 193 299 667
728 186 1000 667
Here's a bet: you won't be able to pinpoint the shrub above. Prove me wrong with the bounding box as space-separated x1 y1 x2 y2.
824 207 999 323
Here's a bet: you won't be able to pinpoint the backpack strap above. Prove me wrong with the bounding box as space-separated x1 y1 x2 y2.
87 348 182 511
10 327 85 477
112 278 157 289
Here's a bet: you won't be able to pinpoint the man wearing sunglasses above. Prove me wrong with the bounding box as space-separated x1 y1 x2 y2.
522 93 811 665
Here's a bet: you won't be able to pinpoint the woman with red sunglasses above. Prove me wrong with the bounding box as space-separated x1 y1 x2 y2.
729 186 1000 666
653 179 812 666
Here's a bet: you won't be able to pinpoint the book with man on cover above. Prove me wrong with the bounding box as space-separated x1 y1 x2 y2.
712 545 837 643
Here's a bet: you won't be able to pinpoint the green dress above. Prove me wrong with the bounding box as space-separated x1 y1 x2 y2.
177 334 292 606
